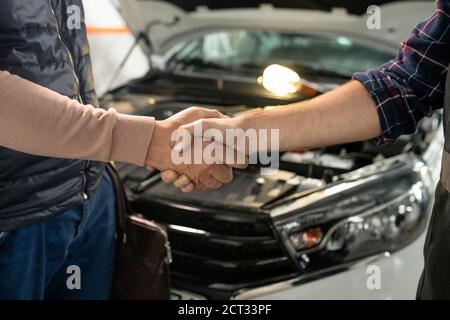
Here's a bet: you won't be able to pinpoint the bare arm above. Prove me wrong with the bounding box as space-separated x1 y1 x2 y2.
160 80 381 190
180 80 381 153
237 80 381 151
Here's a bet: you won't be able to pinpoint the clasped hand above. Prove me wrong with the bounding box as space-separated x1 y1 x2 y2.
145 107 245 192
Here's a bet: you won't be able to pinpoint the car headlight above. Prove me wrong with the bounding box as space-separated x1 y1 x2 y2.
275 164 431 272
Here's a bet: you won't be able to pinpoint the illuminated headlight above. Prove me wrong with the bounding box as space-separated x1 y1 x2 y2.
278 170 431 270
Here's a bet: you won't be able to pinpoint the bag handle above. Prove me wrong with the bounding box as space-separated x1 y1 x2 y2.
106 163 132 244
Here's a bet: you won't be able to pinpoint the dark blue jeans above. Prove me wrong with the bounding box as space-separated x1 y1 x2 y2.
0 171 116 300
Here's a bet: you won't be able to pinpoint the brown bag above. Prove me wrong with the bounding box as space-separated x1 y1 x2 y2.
106 164 171 300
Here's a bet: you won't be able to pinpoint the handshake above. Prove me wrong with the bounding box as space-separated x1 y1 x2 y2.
145 107 250 192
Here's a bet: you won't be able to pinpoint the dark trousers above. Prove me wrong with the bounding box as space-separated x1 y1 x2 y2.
417 180 450 299
0 171 116 300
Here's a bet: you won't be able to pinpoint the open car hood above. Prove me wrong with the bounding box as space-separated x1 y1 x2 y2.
119 0 431 14
118 0 435 55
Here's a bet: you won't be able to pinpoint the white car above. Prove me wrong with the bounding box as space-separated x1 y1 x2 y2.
109 0 440 299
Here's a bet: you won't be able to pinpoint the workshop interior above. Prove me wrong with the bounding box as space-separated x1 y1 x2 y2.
1 0 448 304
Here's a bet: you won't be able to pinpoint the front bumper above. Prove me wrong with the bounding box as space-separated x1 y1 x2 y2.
236 232 426 300
170 232 425 300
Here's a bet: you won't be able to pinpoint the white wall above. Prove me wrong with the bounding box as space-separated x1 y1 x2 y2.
82 0 149 96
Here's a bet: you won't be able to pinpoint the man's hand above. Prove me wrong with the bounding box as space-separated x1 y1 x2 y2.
145 107 245 192
158 116 248 190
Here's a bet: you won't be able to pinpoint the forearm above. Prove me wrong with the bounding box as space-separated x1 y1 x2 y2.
0 70 154 166
238 80 381 151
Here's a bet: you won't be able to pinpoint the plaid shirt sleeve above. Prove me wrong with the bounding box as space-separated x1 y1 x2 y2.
353 0 450 145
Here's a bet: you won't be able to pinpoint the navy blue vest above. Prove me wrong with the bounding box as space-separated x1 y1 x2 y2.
0 0 105 230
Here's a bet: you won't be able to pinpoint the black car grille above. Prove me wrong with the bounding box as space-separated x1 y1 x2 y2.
129 197 297 299
116 163 298 299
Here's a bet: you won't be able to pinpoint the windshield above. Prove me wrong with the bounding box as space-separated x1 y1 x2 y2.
168 30 394 78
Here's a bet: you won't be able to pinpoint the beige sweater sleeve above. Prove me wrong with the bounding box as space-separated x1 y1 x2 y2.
0 70 154 166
